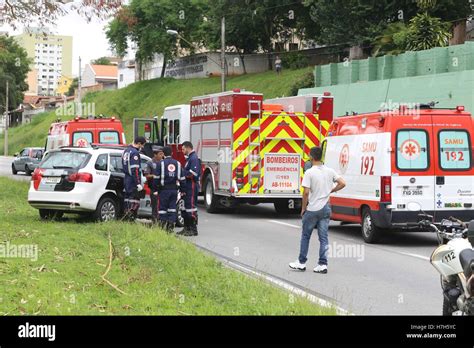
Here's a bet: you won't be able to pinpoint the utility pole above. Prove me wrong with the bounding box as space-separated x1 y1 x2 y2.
78 56 82 116
4 81 9 156
221 17 226 92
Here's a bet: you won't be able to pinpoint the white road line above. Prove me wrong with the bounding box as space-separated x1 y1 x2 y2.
223 258 351 315
267 219 431 262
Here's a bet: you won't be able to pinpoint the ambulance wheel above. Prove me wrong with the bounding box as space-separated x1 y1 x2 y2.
39 209 64 221
361 208 382 244
204 176 221 213
94 197 119 222
12 164 17 175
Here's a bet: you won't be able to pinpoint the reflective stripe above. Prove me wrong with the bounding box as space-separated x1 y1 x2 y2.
168 209 177 212
129 199 140 203
177 162 182 180
127 151 132 176
186 208 198 212
129 165 140 169
161 161 165 187
153 175 161 179
189 170 198 177
158 210 167 215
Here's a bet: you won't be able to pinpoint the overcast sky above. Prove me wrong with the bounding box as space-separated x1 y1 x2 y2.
1 2 117 76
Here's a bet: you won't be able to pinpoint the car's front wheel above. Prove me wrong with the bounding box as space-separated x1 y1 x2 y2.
11 164 17 175
361 207 382 243
94 197 119 222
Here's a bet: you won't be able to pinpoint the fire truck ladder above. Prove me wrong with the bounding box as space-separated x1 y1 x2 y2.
248 100 262 193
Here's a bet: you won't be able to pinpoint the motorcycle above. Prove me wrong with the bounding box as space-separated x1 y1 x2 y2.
409 203 474 315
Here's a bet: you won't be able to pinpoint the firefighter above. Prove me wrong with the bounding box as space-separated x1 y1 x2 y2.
178 141 201 236
122 136 146 221
153 146 185 233
144 146 165 223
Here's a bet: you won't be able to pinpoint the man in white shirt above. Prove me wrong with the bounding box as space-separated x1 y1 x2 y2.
289 146 346 274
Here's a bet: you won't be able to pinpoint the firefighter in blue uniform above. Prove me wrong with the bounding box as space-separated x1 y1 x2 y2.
178 141 201 236
152 146 185 232
144 146 165 223
122 136 146 221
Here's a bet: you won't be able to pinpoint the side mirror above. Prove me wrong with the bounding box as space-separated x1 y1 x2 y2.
14 153 19 157
468 220 474 246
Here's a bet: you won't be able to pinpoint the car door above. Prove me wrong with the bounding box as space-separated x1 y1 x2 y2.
432 115 474 220
107 154 125 196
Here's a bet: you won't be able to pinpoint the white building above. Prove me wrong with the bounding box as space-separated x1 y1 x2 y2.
118 60 136 89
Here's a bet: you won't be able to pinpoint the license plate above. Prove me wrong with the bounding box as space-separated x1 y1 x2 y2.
402 189 423 196
43 177 61 184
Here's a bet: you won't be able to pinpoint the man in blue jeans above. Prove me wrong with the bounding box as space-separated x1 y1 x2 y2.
289 146 346 274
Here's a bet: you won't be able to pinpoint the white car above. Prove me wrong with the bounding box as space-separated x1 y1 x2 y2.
28 146 184 223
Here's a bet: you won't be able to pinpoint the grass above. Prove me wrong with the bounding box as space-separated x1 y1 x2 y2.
0 68 312 155
0 177 335 315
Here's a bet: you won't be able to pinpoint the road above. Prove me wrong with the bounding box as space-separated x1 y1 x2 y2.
0 156 31 182
0 156 442 315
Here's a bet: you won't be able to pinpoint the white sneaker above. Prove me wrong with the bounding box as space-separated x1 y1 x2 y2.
313 264 328 274
289 260 306 271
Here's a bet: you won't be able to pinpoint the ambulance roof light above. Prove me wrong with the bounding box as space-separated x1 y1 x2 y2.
323 92 331 96
233 89 241 93
111 116 116 121
74 116 80 121
456 106 465 112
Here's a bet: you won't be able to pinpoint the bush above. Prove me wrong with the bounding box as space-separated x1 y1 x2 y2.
289 71 315 96
282 52 309 70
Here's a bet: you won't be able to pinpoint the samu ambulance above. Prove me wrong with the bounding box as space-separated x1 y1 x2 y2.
324 104 473 243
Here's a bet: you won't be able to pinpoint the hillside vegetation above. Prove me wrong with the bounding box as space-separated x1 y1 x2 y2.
1 68 312 155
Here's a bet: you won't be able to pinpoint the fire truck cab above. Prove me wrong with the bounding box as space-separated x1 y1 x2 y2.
324 104 474 243
46 116 126 152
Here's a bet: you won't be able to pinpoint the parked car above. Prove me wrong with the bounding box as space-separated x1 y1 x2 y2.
12 147 44 176
27 146 185 224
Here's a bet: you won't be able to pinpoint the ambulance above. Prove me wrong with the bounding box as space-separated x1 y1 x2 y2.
134 89 334 213
46 116 126 152
324 104 474 243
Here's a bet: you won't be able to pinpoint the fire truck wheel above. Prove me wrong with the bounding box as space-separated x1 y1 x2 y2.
204 176 221 213
274 201 291 215
361 207 382 244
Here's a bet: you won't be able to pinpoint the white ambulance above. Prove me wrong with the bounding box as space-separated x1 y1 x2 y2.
324 104 474 243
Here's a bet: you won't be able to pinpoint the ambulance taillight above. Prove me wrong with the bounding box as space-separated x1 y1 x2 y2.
380 176 392 203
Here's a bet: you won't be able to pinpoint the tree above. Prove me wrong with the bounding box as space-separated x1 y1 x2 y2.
0 36 31 113
0 0 123 29
106 0 209 79
372 22 409 57
92 57 113 65
66 77 78 97
405 12 452 50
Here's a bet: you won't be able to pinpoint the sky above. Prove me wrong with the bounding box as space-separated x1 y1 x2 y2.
1 1 117 76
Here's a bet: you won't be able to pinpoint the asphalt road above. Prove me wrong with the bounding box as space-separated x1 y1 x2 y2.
0 155 442 315
0 156 31 182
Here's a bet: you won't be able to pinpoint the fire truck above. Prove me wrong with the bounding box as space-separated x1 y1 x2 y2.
134 90 333 213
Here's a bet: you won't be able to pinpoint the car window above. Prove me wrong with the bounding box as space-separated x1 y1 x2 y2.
141 158 149 173
31 149 43 159
110 155 123 173
99 131 120 145
40 151 91 169
20 149 28 156
72 132 93 147
439 130 471 170
95 154 108 171
396 130 429 171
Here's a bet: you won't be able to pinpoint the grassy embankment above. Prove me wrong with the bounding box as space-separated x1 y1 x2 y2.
0 177 335 315
0 68 312 155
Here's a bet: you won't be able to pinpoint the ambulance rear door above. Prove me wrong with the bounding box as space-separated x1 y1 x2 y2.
432 113 474 220
391 115 436 215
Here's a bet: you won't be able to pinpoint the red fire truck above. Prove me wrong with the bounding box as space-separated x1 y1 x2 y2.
134 90 333 213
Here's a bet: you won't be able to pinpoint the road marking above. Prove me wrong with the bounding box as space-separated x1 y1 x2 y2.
267 219 431 262
194 244 351 315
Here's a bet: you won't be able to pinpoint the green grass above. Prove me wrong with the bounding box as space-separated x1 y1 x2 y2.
0 68 312 155
0 177 335 315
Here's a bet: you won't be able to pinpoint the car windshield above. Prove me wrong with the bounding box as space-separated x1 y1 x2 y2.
40 151 91 170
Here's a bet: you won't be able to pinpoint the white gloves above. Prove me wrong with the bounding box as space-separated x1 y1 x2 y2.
137 184 144 192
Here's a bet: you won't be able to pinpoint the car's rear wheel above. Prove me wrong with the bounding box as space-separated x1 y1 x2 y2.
94 197 118 222
11 164 17 175
361 207 382 244
25 165 32 176
39 209 64 221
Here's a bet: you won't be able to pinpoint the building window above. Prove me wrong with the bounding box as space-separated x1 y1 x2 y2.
119 74 123 82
